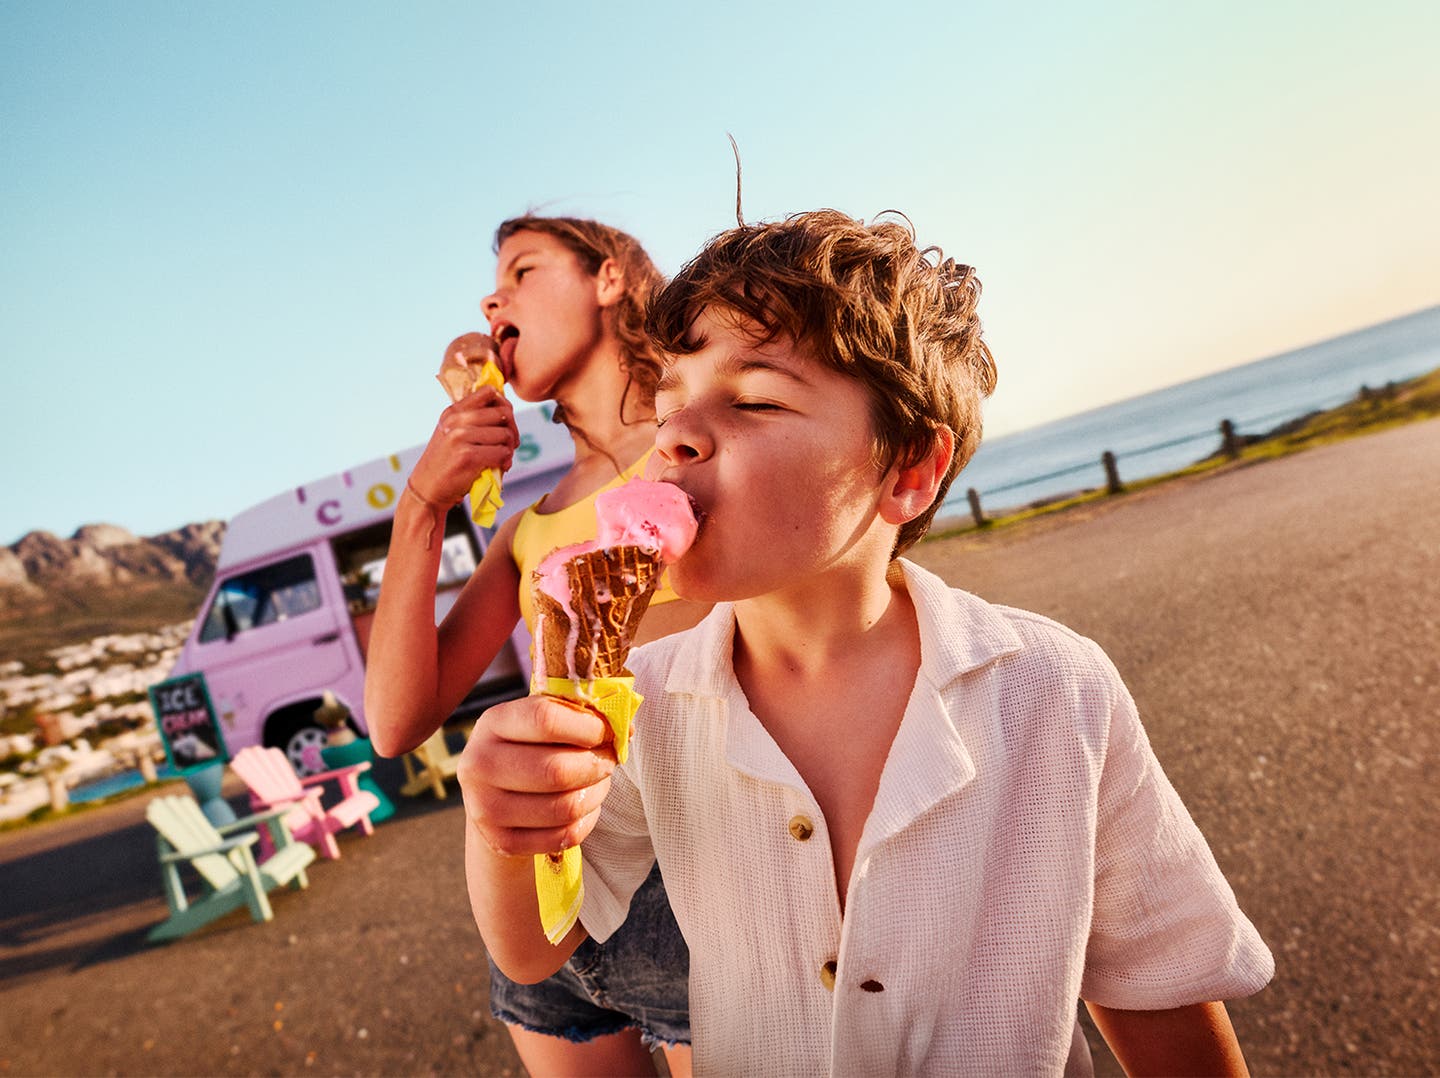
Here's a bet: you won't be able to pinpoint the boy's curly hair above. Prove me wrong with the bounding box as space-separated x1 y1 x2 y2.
493 215 667 413
647 209 997 555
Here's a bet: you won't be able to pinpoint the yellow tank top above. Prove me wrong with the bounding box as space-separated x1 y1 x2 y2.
511 451 682 631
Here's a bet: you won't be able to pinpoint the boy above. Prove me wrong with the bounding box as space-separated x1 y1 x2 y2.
458 210 1273 1075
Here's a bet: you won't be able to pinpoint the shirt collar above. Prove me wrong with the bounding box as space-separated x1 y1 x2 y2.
661 558 1028 837
663 557 1025 699
663 600 739 698
894 558 1026 689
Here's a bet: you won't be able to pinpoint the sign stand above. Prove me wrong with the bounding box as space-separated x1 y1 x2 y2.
184 762 236 826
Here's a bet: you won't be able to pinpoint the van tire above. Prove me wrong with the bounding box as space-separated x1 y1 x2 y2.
268 713 330 777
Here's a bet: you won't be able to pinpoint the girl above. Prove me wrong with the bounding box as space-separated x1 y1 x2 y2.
365 216 706 1076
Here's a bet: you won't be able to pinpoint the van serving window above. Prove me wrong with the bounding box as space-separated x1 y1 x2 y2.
199 554 323 643
334 505 480 617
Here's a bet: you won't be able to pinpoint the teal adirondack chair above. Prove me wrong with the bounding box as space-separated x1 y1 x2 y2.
145 793 317 943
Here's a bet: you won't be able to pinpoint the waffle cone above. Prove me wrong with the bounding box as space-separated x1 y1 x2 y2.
533 545 663 681
534 589 579 682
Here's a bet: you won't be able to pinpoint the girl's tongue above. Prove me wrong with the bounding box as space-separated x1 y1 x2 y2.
497 333 519 381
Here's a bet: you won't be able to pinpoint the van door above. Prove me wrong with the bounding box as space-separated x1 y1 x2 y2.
189 544 360 761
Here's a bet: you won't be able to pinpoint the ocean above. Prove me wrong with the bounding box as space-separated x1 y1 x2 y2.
70 763 180 804
945 304 1440 517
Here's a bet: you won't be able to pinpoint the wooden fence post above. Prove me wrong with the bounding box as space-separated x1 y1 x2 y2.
44 763 68 814
1102 451 1123 495
967 487 987 527
1220 418 1241 460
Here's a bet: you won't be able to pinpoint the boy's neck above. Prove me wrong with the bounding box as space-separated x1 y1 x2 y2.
731 552 913 680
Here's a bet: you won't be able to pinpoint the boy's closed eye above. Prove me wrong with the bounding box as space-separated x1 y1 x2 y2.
655 397 789 427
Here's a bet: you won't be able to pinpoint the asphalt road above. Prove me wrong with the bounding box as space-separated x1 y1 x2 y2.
3 418 1437 1076
0 760 526 1077
913 417 1440 1077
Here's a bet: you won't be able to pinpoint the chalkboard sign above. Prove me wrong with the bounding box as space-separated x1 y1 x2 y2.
149 673 228 774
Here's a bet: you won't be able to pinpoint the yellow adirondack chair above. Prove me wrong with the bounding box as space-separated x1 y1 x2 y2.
145 794 316 943
230 746 379 860
400 727 462 799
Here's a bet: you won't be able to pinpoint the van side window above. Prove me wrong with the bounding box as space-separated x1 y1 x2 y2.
199 554 323 642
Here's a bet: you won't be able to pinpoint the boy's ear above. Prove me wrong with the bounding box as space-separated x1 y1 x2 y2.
594 258 624 308
880 428 955 526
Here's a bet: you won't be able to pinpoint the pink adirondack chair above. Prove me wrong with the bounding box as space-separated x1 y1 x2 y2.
230 746 379 860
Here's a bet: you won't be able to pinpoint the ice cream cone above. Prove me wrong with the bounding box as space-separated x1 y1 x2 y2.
531 545 661 683
527 480 696 944
435 347 508 527
567 545 663 677
532 589 577 684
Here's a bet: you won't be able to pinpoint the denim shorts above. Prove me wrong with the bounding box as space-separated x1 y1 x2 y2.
487 862 691 1047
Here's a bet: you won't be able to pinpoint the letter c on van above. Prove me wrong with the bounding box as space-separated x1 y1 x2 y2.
317 500 342 526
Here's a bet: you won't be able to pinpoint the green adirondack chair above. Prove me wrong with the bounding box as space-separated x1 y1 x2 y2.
145 793 317 943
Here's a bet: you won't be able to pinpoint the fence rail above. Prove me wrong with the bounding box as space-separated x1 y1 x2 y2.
954 381 1397 528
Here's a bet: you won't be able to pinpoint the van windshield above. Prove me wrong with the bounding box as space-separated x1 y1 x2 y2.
199 554 323 642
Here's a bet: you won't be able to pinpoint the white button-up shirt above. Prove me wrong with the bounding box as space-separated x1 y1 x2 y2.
580 559 1273 1076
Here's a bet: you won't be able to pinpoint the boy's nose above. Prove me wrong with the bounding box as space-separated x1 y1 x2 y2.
480 290 504 320
653 408 713 467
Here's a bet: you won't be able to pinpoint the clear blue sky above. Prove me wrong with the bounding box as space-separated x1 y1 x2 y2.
4 1 1438 544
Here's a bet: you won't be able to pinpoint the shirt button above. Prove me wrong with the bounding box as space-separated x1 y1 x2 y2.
819 959 837 991
788 815 815 841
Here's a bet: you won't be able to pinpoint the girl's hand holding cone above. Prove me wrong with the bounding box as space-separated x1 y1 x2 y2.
408 334 519 514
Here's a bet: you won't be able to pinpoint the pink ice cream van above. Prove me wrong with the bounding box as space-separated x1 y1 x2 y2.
164 404 572 773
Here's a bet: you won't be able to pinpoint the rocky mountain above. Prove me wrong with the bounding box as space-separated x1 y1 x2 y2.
0 523 224 661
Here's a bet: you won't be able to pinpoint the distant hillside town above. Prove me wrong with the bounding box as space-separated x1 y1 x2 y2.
0 519 223 824
0 621 191 823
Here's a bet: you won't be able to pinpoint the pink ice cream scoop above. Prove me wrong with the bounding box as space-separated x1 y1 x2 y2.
530 479 697 685
594 478 698 563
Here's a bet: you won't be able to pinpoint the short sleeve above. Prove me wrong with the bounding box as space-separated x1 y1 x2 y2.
1081 657 1274 1008
577 755 658 944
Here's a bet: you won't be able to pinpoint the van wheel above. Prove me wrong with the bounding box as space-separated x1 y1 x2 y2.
274 718 329 776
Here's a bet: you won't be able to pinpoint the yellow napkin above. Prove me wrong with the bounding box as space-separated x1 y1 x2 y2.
531 675 643 944
466 359 507 528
